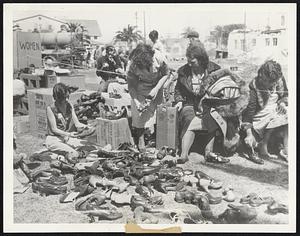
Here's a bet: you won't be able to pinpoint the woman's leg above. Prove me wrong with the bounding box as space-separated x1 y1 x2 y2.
180 130 196 161
283 125 288 155
259 128 278 158
205 136 215 157
45 136 79 159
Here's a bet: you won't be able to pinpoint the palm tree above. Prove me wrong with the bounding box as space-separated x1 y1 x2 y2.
181 26 196 38
114 25 143 44
65 22 87 33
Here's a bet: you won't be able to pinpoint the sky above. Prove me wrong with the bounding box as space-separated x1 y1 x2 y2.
12 3 290 43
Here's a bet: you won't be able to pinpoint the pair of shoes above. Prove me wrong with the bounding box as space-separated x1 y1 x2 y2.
130 195 163 212
134 206 159 224
267 201 288 214
32 181 67 196
75 193 107 211
205 152 230 164
175 189 222 205
156 146 176 159
240 192 274 207
153 179 186 194
218 204 257 223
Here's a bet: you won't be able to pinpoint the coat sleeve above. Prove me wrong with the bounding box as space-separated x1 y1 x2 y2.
127 69 139 100
174 70 185 104
277 76 288 106
242 88 258 130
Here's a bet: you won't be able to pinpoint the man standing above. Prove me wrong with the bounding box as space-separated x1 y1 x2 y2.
187 30 205 48
96 45 125 92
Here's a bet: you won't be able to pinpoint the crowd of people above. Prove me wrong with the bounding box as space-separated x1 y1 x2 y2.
44 29 288 166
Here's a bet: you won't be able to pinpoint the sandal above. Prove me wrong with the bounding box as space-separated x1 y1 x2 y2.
205 152 230 164
267 201 288 214
240 192 258 204
249 196 274 207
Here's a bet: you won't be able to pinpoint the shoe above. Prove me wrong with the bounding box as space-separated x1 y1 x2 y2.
191 190 222 205
130 195 162 212
240 192 258 204
32 181 67 196
205 152 230 164
176 157 188 164
75 126 96 138
153 180 186 194
182 175 198 187
249 196 274 207
222 187 236 202
279 149 288 162
134 206 159 224
50 160 76 174
244 145 264 164
75 194 107 211
111 192 132 205
197 195 213 219
130 164 161 179
228 204 257 221
175 191 185 203
84 207 123 222
157 167 184 180
156 146 168 160
195 170 223 190
37 175 68 186
59 191 81 203
267 201 288 214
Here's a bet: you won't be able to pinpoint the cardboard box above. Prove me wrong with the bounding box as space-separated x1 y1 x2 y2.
28 88 94 137
13 115 30 134
96 117 132 149
156 104 179 149
58 74 86 90
101 92 131 111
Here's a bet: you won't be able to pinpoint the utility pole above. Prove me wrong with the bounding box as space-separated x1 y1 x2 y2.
243 10 246 52
135 12 138 29
143 11 146 43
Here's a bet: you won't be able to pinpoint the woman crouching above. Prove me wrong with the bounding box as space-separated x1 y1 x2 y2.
242 60 288 163
46 83 88 163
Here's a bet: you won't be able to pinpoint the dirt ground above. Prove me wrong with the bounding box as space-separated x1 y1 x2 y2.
13 59 289 224
14 132 288 224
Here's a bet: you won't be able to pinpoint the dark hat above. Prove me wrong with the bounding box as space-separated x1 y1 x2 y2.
187 31 199 38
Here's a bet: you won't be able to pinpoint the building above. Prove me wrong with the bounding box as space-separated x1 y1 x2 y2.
227 27 287 64
13 14 67 33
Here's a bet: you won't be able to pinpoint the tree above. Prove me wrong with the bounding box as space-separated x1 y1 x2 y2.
181 26 196 38
65 22 88 46
114 25 143 43
209 24 245 47
13 23 22 32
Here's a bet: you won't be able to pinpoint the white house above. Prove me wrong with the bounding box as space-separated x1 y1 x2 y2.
13 14 67 33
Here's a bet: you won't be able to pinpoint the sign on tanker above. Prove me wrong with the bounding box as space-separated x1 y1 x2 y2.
13 31 42 70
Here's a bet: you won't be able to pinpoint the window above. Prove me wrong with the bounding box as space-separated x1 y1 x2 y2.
234 40 238 49
273 38 278 46
265 38 270 46
94 36 98 40
252 39 256 46
240 39 245 51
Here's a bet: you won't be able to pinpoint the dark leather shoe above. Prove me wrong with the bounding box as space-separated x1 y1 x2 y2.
197 195 213 219
37 175 68 186
32 181 67 196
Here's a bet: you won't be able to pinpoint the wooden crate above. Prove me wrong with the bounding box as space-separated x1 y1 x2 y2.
96 117 132 149
156 104 179 149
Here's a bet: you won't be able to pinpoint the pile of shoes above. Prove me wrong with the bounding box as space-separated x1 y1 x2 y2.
73 92 106 123
21 141 288 224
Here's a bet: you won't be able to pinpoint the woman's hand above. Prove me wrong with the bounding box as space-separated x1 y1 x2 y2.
69 132 79 138
148 88 159 100
175 102 183 111
244 133 257 148
277 102 287 114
